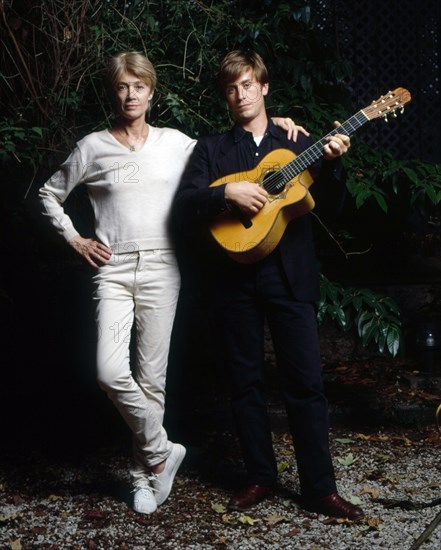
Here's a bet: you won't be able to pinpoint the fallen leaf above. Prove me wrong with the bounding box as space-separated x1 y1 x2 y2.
239 515 260 525
367 517 382 528
266 512 289 525
359 485 381 499
425 432 441 445
360 516 383 531
348 495 363 506
337 453 359 467
221 513 235 524
335 438 355 444
277 461 290 473
211 502 227 514
302 519 312 528
0 512 22 523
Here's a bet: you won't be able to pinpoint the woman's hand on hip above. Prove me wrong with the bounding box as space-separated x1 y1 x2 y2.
68 236 112 268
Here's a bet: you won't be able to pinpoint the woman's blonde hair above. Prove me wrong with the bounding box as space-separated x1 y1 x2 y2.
219 50 269 91
105 51 157 92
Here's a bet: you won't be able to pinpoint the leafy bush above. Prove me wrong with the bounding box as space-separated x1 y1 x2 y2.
317 275 402 357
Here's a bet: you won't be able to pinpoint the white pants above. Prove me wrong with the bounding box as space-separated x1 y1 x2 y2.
92 249 180 482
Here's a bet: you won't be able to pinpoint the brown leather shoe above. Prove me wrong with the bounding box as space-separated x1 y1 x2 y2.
303 492 364 520
228 484 273 511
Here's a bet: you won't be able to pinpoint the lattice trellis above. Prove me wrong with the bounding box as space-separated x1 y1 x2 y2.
314 0 441 162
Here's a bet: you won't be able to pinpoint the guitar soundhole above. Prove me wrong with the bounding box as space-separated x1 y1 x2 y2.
262 170 286 195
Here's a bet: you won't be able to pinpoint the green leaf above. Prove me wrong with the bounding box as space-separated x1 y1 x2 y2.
361 318 378 346
402 167 419 184
386 327 401 357
277 461 290 473
211 502 227 514
239 515 260 525
337 453 359 467
31 127 44 137
372 191 388 213
423 183 438 204
335 438 355 444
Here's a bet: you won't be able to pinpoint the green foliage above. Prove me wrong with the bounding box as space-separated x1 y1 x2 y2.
344 143 441 214
0 0 356 166
317 274 402 357
0 118 43 171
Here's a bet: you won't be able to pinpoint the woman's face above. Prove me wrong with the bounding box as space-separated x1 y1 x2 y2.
114 70 153 122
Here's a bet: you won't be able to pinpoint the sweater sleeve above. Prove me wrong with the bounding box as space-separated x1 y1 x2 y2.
39 146 86 242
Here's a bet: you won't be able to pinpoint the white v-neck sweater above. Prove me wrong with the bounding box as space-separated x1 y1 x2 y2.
39 126 196 252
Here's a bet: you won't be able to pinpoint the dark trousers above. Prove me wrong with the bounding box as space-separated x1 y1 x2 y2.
211 253 337 498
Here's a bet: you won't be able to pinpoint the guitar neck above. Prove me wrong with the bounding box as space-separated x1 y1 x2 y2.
282 110 369 181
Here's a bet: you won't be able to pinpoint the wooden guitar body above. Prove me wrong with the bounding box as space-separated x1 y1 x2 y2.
209 148 315 264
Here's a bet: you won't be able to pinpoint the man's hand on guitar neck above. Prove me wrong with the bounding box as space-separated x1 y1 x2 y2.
225 181 269 216
323 121 351 161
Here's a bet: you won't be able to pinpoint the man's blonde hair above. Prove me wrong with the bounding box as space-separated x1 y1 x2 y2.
219 50 269 91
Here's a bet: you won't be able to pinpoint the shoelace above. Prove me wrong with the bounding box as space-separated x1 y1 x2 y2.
132 482 156 495
148 473 161 488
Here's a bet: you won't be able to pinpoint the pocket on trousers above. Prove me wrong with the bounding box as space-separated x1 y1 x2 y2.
158 249 178 266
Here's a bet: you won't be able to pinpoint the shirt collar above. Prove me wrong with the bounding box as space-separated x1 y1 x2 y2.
232 118 282 143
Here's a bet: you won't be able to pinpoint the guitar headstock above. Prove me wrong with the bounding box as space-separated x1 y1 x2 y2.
361 88 412 122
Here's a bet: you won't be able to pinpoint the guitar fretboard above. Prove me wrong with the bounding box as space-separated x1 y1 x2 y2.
264 110 369 194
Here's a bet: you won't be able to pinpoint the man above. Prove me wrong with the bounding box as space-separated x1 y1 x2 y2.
172 50 363 520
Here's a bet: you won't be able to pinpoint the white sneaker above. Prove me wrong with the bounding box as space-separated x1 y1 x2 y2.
132 481 157 514
151 443 186 506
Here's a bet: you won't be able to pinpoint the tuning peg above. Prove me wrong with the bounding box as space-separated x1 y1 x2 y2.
392 111 397 118
383 114 389 122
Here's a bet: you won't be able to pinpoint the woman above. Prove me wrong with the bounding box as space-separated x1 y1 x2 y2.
39 51 305 514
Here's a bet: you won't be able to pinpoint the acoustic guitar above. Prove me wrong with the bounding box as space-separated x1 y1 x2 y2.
209 87 412 264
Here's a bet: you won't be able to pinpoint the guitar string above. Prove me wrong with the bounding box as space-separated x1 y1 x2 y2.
263 113 365 193
262 111 368 194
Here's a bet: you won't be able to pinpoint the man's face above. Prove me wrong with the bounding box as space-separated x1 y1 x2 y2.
114 70 152 121
224 68 269 123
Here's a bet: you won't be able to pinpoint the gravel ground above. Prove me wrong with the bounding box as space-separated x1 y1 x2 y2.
2 358 440 549
1 423 441 550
